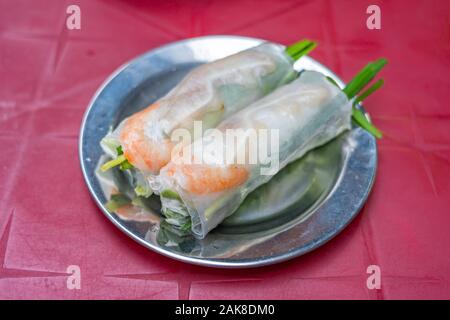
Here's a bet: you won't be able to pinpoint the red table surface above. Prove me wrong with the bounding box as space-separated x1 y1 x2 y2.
0 0 449 300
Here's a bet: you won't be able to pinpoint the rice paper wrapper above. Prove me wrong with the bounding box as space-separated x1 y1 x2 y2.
100 42 295 175
159 71 353 239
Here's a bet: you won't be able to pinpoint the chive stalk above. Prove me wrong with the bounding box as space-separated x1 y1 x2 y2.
354 79 384 105
352 108 382 138
100 146 133 172
341 58 387 139
343 58 387 99
352 79 385 138
285 39 317 61
100 154 127 172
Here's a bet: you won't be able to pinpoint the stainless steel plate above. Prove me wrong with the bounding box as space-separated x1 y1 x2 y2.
79 35 377 268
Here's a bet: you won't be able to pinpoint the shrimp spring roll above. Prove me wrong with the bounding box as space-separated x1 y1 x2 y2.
158 59 387 238
99 40 316 197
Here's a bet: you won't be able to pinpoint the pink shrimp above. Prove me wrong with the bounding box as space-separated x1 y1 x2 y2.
119 103 173 173
165 162 249 195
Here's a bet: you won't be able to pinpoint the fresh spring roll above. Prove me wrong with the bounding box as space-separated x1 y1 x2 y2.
99 40 316 197
158 70 353 238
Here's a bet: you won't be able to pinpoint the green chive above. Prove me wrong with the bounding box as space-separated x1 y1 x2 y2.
285 39 317 61
350 79 385 138
326 76 340 88
119 160 134 170
337 58 388 139
354 79 384 105
100 154 127 172
100 145 133 171
343 58 387 99
352 108 383 139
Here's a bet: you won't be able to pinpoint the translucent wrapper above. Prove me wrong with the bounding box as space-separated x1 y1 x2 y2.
100 43 295 178
158 71 353 239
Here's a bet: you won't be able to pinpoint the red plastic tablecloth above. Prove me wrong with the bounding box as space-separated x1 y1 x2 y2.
0 0 449 300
